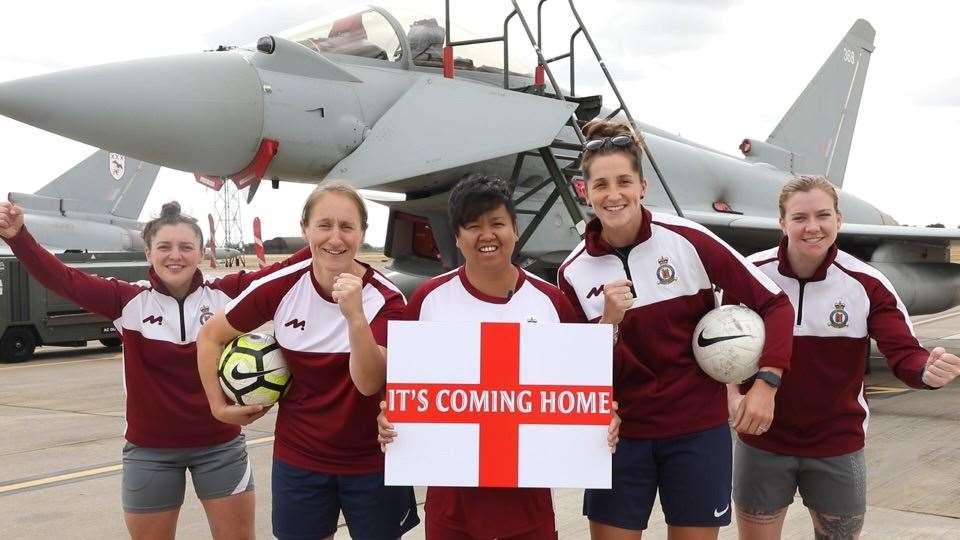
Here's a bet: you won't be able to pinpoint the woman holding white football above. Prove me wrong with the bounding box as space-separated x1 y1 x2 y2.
197 182 419 540
729 175 960 539
556 119 796 540
0 200 307 540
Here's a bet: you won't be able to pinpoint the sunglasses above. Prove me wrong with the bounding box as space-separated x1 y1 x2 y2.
583 135 634 152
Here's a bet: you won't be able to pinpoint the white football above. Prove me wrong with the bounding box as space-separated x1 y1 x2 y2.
692 305 765 383
218 332 291 406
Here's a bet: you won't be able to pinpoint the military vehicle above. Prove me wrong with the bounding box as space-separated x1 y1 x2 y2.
0 252 149 362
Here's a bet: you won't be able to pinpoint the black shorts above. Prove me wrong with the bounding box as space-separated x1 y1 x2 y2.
271 459 420 539
584 424 732 530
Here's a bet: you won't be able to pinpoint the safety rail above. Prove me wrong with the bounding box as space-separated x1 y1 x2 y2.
533 0 684 217
441 0 686 248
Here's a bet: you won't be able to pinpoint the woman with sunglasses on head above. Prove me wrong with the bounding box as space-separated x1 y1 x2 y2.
0 200 308 540
557 120 795 540
378 173 620 540
728 175 960 539
197 182 420 540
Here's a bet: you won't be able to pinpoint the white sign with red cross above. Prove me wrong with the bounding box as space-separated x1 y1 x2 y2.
385 321 613 488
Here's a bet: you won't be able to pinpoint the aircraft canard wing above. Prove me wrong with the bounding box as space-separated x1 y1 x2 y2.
685 210 960 244
329 77 577 189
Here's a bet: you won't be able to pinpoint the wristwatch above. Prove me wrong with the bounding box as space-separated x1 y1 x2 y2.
755 370 781 389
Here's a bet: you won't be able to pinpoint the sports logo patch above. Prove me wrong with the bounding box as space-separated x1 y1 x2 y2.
285 318 306 331
656 256 677 285
586 285 604 299
828 300 849 329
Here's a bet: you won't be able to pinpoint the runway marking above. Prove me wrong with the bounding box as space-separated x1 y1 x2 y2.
913 310 960 326
865 385 911 395
0 435 275 496
0 355 121 371
865 385 913 400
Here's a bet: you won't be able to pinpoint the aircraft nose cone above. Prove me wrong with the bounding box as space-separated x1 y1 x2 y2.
0 52 264 176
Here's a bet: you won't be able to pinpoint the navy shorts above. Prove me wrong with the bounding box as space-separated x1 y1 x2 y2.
584 424 732 530
272 459 420 540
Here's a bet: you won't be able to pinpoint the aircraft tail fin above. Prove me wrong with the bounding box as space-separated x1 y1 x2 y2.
766 19 875 188
35 150 161 219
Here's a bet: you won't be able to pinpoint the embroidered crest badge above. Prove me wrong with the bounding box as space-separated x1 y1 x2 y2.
656 256 677 285
199 305 213 325
828 300 849 329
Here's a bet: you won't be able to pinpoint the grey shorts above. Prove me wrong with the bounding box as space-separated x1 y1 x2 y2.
733 440 866 516
121 434 254 513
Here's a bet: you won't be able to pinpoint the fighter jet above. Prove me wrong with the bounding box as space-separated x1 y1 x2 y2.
3 150 160 255
1 2 958 313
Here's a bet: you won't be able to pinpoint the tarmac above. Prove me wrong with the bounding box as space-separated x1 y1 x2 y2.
1 257 959 538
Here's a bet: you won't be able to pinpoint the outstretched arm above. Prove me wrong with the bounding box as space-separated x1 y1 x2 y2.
210 247 311 298
0 202 137 320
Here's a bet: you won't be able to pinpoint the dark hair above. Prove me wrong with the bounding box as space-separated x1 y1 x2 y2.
448 174 517 233
142 201 203 249
581 120 644 181
300 181 368 231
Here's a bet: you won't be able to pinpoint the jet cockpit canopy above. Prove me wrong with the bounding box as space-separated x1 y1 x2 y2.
278 6 533 76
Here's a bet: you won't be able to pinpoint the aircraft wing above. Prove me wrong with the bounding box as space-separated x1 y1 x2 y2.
684 210 960 245
330 77 577 189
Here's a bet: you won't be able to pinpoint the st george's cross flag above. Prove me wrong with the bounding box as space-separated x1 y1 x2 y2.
385 321 613 489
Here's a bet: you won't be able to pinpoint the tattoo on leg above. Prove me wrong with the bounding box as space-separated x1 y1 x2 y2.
737 506 787 525
811 512 864 539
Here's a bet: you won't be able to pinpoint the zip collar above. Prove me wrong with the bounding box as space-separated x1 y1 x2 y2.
776 236 838 282
148 267 203 299
584 206 652 257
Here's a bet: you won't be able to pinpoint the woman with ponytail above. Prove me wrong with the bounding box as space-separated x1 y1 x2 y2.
0 200 307 540
557 120 795 539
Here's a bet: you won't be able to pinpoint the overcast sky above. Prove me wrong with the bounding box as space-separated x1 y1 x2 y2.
1 0 958 247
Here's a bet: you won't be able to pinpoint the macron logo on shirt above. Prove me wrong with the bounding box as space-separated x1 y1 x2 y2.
142 315 163 325
586 285 604 299
285 319 306 331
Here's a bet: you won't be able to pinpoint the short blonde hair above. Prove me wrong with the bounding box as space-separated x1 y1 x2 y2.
778 175 840 218
300 181 368 230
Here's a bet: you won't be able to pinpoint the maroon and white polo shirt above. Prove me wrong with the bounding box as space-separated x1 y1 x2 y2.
405 265 580 539
225 260 405 474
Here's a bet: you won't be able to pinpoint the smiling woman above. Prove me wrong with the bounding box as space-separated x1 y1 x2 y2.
0 198 310 540
557 119 795 540
195 181 420 540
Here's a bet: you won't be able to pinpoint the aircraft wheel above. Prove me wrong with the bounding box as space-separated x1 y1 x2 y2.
1 327 37 363
100 338 122 348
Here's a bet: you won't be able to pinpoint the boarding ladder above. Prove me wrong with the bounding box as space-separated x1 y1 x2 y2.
441 0 684 250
